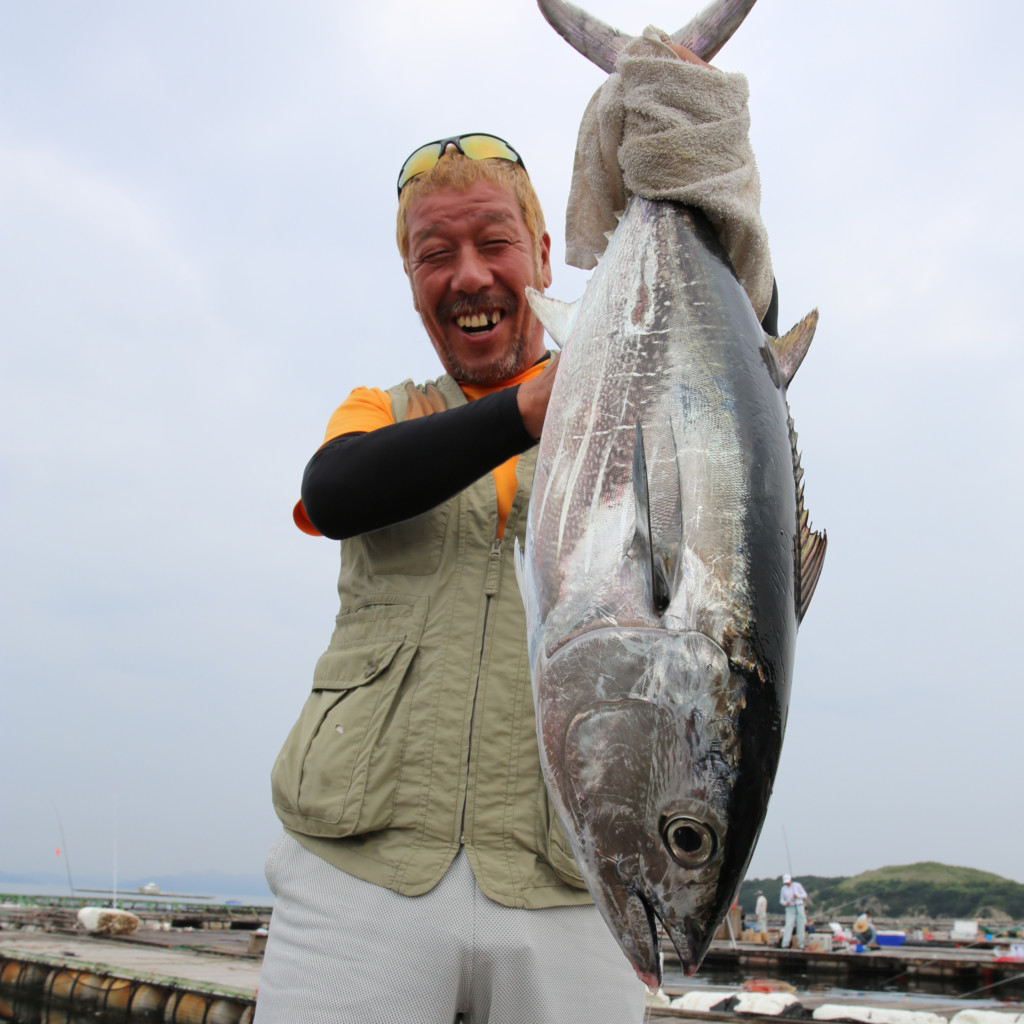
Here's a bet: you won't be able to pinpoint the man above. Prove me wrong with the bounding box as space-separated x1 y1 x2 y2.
257 140 644 1024
779 874 809 951
755 889 769 936
256 37 776 1024
853 911 877 949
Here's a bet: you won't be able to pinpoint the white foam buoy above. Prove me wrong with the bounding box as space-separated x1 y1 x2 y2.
813 1006 946 1024
671 991 735 1012
950 1012 1024 1024
645 987 671 1007
76 906 140 935
734 991 802 1015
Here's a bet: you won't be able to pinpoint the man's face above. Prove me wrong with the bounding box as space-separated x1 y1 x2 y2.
405 179 552 386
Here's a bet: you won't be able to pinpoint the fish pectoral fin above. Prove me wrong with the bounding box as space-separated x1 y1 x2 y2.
630 420 674 615
770 308 819 388
525 288 581 350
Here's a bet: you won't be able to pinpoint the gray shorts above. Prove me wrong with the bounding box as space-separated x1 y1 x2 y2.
254 832 646 1024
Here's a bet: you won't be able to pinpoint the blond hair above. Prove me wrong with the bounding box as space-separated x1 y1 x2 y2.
396 151 546 272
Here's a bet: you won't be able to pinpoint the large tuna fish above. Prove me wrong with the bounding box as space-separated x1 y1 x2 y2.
515 0 827 986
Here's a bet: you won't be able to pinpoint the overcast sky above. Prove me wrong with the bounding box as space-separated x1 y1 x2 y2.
2 0 1022 895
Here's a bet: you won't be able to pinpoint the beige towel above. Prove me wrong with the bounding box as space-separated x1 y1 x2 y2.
566 26 774 320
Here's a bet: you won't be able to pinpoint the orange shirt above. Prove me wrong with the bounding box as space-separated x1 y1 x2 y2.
294 358 549 539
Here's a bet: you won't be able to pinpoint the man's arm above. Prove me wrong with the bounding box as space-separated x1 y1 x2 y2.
301 370 558 540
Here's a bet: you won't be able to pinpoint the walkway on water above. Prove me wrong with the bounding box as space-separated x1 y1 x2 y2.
2 929 1022 1023
0 929 261 1022
691 943 1024 1001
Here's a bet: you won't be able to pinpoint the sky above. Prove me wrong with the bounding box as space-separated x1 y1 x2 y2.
2 0 1022 894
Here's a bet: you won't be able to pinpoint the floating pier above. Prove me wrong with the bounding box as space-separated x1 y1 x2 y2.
2 919 1021 1022
690 944 1024 1000
0 930 260 1022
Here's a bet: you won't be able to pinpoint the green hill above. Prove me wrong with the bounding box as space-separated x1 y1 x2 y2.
738 862 1024 920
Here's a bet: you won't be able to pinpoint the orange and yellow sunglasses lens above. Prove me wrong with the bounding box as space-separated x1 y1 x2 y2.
397 134 523 195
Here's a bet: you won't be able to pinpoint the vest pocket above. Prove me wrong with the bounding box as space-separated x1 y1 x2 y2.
358 502 450 576
271 597 426 837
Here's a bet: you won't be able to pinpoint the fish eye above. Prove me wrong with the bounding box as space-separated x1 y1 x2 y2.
661 815 718 867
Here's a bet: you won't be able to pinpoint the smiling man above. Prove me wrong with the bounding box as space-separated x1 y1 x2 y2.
256 138 648 1024
255 34 777 1024
406 175 550 385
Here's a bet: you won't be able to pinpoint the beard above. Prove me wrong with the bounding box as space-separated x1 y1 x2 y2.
437 331 529 386
434 293 530 386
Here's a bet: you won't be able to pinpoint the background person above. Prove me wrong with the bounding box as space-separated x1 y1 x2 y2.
755 889 768 935
854 911 878 949
779 874 808 950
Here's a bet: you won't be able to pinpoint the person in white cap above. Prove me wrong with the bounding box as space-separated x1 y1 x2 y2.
779 874 808 950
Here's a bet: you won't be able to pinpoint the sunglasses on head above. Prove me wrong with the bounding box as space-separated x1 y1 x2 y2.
397 133 526 196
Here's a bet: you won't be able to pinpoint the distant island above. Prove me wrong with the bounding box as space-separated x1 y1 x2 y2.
739 862 1024 920
0 868 272 904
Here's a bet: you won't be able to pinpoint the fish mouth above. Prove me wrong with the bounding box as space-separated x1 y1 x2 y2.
621 884 662 988
620 878 704 983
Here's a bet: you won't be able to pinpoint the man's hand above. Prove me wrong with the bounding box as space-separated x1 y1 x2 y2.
517 354 560 439
666 42 712 67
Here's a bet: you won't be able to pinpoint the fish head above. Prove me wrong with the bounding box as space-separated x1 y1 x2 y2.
538 626 775 984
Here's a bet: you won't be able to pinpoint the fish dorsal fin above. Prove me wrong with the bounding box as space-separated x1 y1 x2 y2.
787 406 827 622
771 308 819 387
631 421 672 615
525 287 581 350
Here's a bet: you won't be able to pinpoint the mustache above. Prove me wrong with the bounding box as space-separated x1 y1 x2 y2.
437 293 518 320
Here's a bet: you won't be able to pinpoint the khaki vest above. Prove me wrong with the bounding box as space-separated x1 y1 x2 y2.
271 372 590 909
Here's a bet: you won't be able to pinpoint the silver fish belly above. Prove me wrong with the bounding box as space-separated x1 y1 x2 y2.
516 197 824 984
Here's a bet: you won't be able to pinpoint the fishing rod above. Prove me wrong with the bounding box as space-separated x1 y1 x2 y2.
781 825 793 878
51 801 75 897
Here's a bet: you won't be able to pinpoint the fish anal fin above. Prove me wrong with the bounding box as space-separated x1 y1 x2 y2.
525 287 582 350
771 308 819 388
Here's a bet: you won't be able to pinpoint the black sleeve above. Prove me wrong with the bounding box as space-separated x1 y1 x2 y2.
301 385 535 540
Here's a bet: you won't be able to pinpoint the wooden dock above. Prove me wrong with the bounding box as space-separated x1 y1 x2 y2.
690 943 1024 1000
2 926 1022 1022
0 929 261 1023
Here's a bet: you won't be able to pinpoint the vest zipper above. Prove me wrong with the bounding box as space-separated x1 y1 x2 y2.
460 537 503 845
